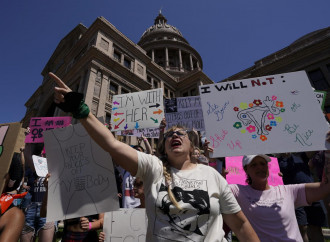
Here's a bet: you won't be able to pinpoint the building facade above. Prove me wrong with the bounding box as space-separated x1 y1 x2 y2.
22 12 213 135
222 26 330 112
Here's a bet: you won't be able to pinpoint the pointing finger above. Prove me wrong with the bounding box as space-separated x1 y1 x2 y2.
49 72 71 91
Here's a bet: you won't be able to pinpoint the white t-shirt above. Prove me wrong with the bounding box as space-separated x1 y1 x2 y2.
230 184 308 242
136 152 241 242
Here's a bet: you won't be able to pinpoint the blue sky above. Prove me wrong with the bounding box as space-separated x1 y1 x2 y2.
0 0 329 124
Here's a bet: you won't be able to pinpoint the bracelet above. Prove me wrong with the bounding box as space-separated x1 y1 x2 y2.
88 222 92 230
72 100 90 119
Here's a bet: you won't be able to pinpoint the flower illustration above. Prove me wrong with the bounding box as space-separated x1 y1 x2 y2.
270 121 277 126
267 113 274 120
252 134 257 139
265 125 272 131
242 114 247 118
275 117 282 123
276 101 284 107
240 102 248 110
249 103 254 107
233 107 239 112
246 125 256 133
260 135 267 141
233 122 242 129
272 95 277 101
241 129 246 134
253 99 262 106
280 108 285 112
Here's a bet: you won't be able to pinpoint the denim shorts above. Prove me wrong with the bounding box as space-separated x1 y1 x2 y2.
21 202 54 235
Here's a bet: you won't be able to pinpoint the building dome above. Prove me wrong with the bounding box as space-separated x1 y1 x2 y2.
138 11 203 78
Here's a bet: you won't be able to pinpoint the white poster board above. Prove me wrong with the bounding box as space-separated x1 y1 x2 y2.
199 71 330 157
111 89 164 131
32 155 48 177
165 96 205 131
103 209 147 242
43 123 119 221
116 128 160 139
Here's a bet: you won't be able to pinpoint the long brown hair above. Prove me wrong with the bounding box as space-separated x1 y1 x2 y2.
157 125 195 210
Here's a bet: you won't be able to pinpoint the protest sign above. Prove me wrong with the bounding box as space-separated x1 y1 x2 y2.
165 96 205 131
32 155 48 177
25 117 72 143
111 88 164 131
0 122 22 193
199 71 330 157
43 123 119 222
116 127 160 138
225 156 283 186
314 90 327 111
103 209 147 242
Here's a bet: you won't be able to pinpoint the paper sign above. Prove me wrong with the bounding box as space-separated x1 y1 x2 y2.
103 209 147 242
43 123 119 222
32 155 48 177
314 90 327 111
0 122 22 193
165 96 205 131
111 88 164 131
225 156 283 186
25 117 72 143
116 128 160 138
199 71 330 157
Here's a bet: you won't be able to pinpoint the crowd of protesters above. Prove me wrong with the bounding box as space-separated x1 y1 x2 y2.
0 72 330 242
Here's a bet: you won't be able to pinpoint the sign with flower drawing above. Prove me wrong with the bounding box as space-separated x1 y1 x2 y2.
199 71 330 158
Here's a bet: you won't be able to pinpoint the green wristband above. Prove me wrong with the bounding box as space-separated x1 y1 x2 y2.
72 100 90 119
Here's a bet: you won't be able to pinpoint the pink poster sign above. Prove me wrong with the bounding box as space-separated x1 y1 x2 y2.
225 156 283 186
25 117 72 143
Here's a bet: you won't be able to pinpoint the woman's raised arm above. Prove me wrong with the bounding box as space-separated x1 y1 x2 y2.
49 72 138 175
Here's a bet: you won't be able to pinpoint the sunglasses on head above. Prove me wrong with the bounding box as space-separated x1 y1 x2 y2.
164 130 188 139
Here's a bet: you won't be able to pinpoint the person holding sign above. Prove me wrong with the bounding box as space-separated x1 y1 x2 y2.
229 149 330 242
50 72 259 241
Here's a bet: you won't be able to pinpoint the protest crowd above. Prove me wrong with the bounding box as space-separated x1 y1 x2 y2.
1 71 330 242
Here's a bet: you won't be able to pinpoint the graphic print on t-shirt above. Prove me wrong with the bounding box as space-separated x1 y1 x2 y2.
154 177 210 241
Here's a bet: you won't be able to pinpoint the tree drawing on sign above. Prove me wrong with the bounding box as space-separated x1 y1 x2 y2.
233 96 285 142
0 125 9 156
47 125 117 219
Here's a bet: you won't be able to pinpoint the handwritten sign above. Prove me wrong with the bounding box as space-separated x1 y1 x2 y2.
116 128 160 138
32 155 48 177
226 156 283 186
0 122 22 193
199 71 330 157
25 117 72 143
43 123 119 222
103 209 147 242
111 88 164 131
165 96 205 131
314 90 327 111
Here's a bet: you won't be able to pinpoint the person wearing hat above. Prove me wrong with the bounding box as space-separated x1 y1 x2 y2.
229 151 330 242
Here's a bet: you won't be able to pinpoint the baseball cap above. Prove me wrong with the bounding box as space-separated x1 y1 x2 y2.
242 154 271 167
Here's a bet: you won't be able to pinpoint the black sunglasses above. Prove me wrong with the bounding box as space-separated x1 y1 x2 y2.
164 130 188 139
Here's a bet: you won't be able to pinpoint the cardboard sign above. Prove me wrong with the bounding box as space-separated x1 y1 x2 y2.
0 122 22 193
314 90 327 111
25 117 72 143
103 209 147 242
43 123 119 222
199 71 330 157
111 89 164 131
225 156 283 186
165 96 205 131
32 155 48 177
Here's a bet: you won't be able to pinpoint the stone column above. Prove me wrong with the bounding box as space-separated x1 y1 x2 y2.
179 49 183 71
151 50 155 62
189 54 193 71
165 47 169 68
